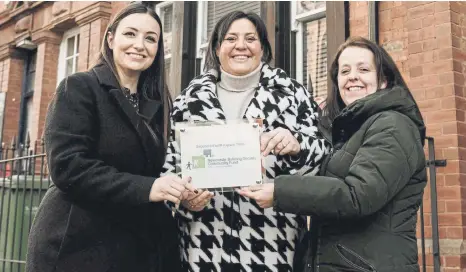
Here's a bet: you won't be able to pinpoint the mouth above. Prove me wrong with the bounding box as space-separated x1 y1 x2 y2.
346 86 365 92
230 55 251 61
126 52 146 59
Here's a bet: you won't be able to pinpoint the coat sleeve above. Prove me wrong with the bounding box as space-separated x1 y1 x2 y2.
273 113 424 219
161 92 199 220
45 74 155 208
278 82 330 175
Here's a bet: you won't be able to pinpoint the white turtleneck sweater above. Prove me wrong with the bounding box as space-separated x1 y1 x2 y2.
216 64 262 120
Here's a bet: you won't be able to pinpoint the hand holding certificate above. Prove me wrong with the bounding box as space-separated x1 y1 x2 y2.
176 120 263 191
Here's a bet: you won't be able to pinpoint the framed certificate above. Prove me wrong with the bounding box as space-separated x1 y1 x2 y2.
175 120 263 191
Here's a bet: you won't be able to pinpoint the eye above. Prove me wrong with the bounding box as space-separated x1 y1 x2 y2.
123 31 136 37
246 36 257 42
359 67 370 72
146 36 157 43
225 37 236 42
340 69 349 75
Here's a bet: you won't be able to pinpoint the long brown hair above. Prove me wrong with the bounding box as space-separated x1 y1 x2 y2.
324 36 412 122
94 3 172 149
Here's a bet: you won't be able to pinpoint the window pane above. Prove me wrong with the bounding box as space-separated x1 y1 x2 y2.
303 17 327 99
66 58 73 77
21 98 33 144
163 5 173 33
27 71 35 93
29 53 36 72
74 56 79 73
67 36 75 57
76 34 80 54
161 5 173 57
297 1 326 15
165 58 171 79
206 2 261 42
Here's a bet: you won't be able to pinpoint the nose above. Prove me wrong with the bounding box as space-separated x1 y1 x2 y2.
235 37 247 50
133 35 144 51
348 70 358 81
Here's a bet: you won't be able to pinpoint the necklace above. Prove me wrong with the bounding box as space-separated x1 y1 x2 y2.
122 87 140 113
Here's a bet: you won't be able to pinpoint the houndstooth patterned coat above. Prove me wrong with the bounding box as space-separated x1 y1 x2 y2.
162 63 330 272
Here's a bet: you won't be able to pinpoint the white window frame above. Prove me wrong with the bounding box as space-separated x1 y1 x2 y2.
291 2 326 85
155 1 173 60
196 1 208 73
57 27 80 85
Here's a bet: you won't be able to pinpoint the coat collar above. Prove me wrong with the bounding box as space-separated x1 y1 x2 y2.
92 63 160 122
184 63 296 128
92 63 164 172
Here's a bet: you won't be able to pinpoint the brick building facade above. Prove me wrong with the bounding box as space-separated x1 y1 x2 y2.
0 1 465 271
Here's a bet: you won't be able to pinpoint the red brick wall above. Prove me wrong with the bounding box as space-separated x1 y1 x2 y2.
349 1 369 38
349 1 466 271
2 57 24 148
31 42 60 145
78 18 109 71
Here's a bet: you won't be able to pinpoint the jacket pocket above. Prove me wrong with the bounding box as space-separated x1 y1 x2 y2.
335 244 377 272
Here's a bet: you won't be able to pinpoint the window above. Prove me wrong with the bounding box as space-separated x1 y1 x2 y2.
196 1 261 74
19 51 36 145
292 1 327 101
57 28 80 85
156 2 173 79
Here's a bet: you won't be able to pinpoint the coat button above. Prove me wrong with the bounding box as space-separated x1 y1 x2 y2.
307 264 312 268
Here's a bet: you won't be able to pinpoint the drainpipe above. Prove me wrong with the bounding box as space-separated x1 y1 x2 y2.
368 1 378 43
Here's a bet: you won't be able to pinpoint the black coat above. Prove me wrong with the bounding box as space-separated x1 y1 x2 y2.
274 86 427 272
26 64 181 272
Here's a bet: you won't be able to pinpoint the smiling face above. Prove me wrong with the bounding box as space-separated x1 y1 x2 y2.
216 18 263 76
337 46 386 106
107 13 160 78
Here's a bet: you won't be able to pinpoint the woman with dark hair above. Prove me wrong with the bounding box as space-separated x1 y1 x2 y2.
163 10 329 271
26 3 194 272
241 36 427 272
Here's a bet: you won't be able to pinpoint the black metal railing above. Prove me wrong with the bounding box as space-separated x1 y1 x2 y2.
419 137 445 272
0 135 448 271
0 135 50 272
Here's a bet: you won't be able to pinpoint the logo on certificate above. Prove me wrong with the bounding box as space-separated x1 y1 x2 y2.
190 155 206 169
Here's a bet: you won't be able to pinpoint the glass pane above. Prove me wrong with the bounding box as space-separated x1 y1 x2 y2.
303 17 327 100
165 58 171 79
163 5 173 33
297 1 326 15
66 36 75 57
66 58 73 76
21 99 33 143
74 56 79 73
29 52 37 72
162 5 173 57
76 34 80 54
27 71 35 93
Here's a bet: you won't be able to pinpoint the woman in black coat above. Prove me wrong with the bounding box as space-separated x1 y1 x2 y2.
240 37 427 272
26 4 194 272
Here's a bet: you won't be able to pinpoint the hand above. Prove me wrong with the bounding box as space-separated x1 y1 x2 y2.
260 128 300 156
149 175 198 205
237 184 274 209
182 189 214 212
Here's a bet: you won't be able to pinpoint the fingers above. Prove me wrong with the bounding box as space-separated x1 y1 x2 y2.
189 190 213 207
262 131 285 156
260 130 278 152
237 187 259 199
279 141 295 155
165 194 182 205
